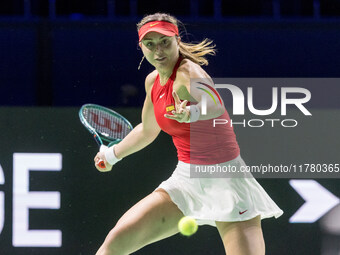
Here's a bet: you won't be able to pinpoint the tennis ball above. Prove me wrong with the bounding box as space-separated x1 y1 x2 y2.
178 216 198 236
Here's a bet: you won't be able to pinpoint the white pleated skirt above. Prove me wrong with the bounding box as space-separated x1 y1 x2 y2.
155 155 283 227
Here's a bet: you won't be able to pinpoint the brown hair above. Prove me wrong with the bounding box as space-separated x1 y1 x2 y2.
137 13 216 66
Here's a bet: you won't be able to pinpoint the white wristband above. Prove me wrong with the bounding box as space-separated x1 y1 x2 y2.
101 145 121 165
185 105 200 123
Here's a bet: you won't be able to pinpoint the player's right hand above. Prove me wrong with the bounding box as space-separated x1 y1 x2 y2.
94 146 113 172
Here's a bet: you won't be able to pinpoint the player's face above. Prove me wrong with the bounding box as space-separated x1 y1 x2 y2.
140 32 179 70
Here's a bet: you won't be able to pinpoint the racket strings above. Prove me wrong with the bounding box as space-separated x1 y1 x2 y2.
83 108 131 140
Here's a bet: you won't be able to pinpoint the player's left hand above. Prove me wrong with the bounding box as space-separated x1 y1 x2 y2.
164 91 190 123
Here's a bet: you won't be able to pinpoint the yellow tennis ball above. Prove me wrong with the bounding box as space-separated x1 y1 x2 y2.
178 216 198 236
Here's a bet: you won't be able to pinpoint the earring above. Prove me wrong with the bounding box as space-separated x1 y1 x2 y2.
138 56 145 70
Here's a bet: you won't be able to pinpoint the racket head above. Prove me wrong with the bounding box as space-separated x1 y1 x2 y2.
79 104 133 146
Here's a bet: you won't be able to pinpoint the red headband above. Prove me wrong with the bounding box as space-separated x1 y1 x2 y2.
138 21 179 42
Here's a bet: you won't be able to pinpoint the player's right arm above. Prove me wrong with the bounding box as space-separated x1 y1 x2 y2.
111 71 161 159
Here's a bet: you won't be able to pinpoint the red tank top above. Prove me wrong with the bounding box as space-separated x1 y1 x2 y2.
151 57 240 164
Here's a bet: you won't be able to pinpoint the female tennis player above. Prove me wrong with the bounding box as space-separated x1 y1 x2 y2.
94 13 283 255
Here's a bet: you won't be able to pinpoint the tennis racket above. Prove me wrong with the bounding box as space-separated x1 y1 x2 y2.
79 104 133 169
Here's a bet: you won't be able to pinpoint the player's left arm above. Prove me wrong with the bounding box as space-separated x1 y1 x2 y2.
165 65 225 122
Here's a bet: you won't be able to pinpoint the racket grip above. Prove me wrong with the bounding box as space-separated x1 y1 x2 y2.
97 145 107 168
97 160 106 169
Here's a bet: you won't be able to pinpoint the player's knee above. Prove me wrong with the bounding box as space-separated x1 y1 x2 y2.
95 246 119 255
99 225 137 255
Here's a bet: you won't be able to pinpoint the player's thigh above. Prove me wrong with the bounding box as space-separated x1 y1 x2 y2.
215 215 265 255
102 188 184 251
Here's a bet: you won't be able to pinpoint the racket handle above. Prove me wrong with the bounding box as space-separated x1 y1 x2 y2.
98 145 107 168
97 160 106 169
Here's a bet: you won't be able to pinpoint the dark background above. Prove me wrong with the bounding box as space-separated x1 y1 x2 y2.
0 1 340 254
0 0 340 107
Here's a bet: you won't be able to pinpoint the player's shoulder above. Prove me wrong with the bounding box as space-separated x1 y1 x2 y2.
176 58 208 84
144 70 158 93
178 58 208 76
177 58 191 75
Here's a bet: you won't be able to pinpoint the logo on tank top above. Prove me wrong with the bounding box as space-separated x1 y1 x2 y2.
239 210 248 215
166 104 175 113
160 93 165 98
